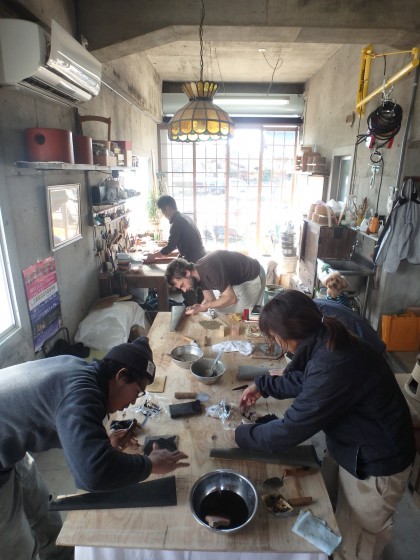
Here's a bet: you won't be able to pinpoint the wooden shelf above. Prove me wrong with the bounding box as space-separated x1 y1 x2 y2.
91 195 139 212
15 161 134 172
93 212 130 228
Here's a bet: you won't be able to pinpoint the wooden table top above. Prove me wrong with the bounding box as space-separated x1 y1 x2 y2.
58 312 338 552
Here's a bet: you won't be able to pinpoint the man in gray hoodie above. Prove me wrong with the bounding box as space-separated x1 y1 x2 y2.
0 337 188 560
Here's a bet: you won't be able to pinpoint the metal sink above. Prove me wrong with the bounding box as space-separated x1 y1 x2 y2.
317 257 375 294
320 258 375 277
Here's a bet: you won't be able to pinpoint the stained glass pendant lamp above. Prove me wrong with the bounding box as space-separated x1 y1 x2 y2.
167 1 234 142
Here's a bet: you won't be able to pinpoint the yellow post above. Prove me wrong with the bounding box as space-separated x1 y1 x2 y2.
356 44 373 116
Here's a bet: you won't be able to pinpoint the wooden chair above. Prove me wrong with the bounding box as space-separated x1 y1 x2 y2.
78 114 112 140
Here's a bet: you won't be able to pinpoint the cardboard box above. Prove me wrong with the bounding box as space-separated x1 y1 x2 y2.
116 150 132 167
280 273 294 288
112 140 132 151
94 155 117 167
93 140 111 151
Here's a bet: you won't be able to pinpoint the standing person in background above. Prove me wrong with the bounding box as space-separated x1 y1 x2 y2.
235 290 414 560
143 195 206 264
143 195 207 306
0 337 189 560
165 250 266 314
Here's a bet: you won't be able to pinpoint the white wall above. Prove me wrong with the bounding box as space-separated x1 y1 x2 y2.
0 2 162 367
303 44 420 328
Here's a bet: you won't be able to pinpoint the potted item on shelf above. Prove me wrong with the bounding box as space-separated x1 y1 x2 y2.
147 188 160 224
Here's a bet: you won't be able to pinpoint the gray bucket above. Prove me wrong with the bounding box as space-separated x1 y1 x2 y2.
281 233 296 256
264 284 284 304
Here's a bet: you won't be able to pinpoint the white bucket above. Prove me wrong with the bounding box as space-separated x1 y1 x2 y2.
279 255 298 273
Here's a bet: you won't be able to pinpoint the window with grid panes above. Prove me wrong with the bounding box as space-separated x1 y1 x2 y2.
158 125 298 257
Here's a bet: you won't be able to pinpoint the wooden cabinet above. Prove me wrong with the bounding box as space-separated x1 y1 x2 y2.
297 219 357 294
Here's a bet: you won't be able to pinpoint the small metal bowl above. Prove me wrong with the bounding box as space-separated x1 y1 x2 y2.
190 357 226 385
170 344 203 369
189 469 258 533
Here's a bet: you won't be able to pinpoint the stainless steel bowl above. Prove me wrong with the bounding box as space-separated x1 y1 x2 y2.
189 469 258 533
190 357 226 385
170 344 203 369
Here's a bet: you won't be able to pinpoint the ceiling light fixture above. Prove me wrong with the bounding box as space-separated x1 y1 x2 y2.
167 0 234 142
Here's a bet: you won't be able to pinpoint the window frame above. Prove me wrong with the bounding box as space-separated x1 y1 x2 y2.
0 207 20 343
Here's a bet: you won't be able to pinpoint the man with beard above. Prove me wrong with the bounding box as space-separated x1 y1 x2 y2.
165 250 266 314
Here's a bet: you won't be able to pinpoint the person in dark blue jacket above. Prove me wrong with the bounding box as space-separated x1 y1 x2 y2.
0 337 189 560
235 290 415 560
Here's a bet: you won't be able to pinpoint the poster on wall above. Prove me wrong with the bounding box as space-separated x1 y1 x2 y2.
22 256 62 352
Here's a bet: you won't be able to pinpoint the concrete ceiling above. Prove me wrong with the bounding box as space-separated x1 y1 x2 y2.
78 1 420 82
76 1 420 119
5 0 413 119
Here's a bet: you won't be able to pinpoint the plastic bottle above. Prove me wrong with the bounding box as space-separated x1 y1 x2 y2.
360 213 369 233
369 213 379 234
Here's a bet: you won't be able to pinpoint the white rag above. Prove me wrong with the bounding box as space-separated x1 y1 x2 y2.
212 341 253 356
292 510 342 556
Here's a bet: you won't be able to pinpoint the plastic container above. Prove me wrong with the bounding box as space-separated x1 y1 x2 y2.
264 284 284 304
279 255 298 273
369 213 379 234
280 233 296 256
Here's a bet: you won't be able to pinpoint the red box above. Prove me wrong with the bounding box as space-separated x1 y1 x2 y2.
112 140 132 151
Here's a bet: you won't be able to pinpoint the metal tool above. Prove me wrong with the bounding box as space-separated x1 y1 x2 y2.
118 418 138 449
174 391 210 402
140 411 153 428
209 350 224 376
232 384 249 391
264 466 317 488
262 492 312 518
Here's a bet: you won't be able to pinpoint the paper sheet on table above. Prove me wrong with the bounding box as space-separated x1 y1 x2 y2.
292 510 342 556
212 340 253 355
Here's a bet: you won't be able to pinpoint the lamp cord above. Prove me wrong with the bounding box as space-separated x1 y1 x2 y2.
199 0 205 82
260 50 284 95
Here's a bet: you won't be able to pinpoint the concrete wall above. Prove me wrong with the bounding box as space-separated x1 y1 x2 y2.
0 1 161 367
303 44 420 328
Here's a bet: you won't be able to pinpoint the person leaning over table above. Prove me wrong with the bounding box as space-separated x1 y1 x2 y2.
235 290 415 560
270 298 386 374
165 249 266 315
143 195 206 264
0 337 189 560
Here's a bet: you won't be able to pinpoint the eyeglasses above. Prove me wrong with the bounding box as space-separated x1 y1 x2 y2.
135 381 147 399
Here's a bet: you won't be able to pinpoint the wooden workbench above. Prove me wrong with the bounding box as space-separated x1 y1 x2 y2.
58 312 338 557
98 262 170 310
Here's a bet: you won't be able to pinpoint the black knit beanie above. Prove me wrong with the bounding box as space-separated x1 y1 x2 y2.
104 336 156 383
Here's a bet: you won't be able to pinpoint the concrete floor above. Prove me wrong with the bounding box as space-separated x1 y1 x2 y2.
34 351 420 558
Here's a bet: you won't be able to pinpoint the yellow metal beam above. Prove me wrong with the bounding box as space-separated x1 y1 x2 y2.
355 47 419 115
356 44 373 116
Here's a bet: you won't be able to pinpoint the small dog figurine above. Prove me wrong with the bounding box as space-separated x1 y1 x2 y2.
317 263 351 307
324 271 349 298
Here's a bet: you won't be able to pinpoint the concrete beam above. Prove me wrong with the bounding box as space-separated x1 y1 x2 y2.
78 0 420 61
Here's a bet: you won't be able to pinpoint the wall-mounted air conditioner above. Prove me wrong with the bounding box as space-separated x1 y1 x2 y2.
0 19 102 105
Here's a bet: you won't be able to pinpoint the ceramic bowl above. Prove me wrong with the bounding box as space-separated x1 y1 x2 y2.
190 357 226 385
189 469 258 533
170 344 203 369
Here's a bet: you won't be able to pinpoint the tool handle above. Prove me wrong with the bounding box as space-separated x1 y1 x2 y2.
287 496 313 507
175 391 196 399
118 419 138 448
283 466 317 477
